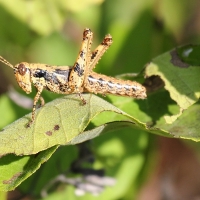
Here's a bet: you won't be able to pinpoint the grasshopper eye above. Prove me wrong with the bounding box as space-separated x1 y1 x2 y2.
18 63 27 75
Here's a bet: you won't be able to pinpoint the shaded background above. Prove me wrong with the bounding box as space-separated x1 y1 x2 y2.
0 0 200 199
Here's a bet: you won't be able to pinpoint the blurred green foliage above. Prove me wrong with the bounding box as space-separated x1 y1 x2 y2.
0 0 200 199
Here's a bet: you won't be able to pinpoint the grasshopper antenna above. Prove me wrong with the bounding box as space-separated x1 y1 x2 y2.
0 56 14 69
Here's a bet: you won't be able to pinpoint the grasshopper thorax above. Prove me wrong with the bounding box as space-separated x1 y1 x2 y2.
14 62 32 94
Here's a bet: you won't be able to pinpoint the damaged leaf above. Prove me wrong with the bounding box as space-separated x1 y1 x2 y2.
145 47 200 118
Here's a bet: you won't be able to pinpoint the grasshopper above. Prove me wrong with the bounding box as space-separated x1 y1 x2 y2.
0 28 146 127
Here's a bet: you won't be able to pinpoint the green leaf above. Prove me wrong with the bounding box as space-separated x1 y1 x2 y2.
159 102 200 141
0 93 150 192
145 49 200 111
0 94 150 156
68 121 141 145
0 145 58 191
144 47 200 140
2 90 199 192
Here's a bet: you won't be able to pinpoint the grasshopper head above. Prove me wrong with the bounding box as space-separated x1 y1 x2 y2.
14 62 32 94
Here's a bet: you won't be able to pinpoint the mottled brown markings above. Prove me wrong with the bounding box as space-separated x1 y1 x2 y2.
88 75 94 85
83 28 91 38
108 81 114 88
80 51 84 58
0 28 146 127
46 131 52 136
45 125 60 136
59 85 67 92
132 88 137 92
91 50 98 60
97 78 104 87
3 172 22 184
68 28 92 98
124 85 131 91
54 125 60 131
84 72 146 99
74 62 84 77
101 35 112 46
116 83 122 89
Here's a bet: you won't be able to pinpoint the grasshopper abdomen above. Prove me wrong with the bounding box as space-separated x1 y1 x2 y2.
84 72 146 99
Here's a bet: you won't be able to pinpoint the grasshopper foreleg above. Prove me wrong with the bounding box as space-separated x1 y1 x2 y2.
39 96 45 108
26 87 43 127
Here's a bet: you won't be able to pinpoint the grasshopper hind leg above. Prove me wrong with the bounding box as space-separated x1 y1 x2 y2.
89 34 113 71
69 28 93 104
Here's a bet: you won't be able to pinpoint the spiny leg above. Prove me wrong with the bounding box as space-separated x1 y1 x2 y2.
89 34 112 71
78 93 86 105
39 96 45 108
26 87 43 127
69 28 93 103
